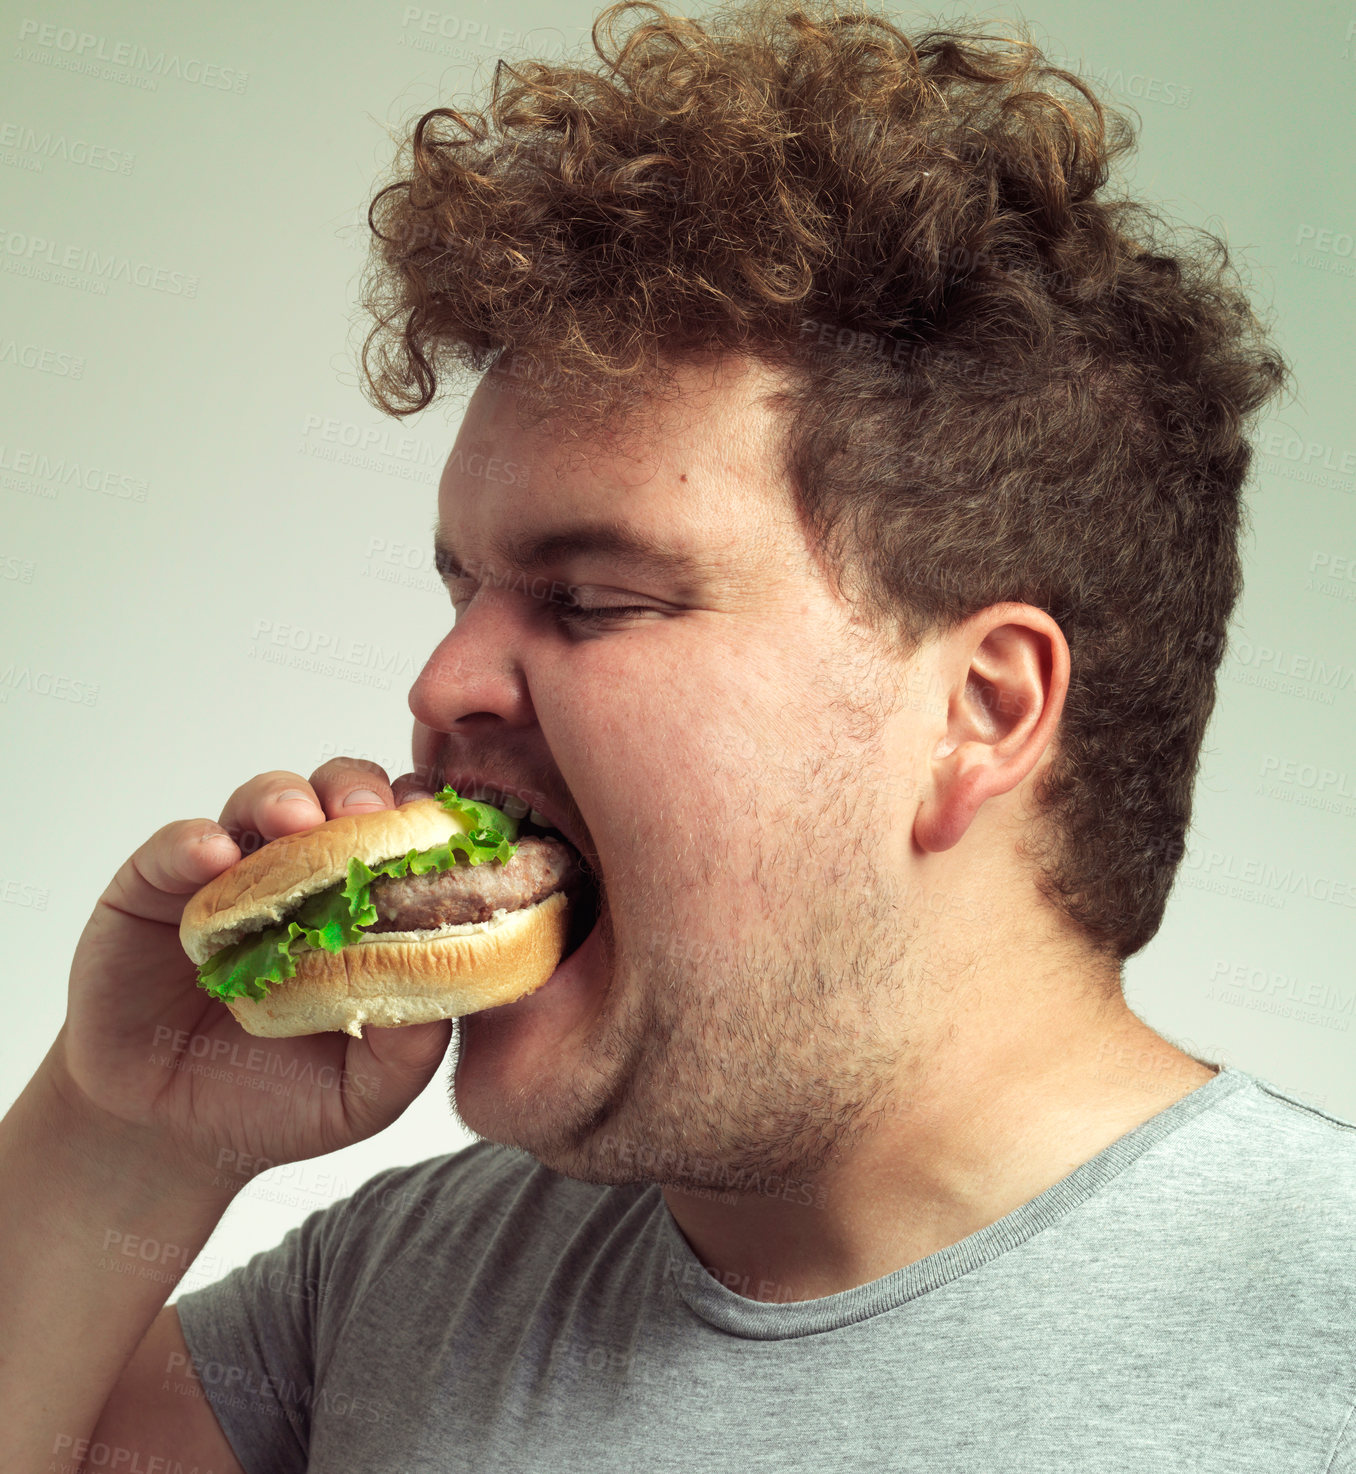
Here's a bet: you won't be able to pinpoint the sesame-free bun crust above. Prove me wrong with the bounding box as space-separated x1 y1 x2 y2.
179 798 573 1038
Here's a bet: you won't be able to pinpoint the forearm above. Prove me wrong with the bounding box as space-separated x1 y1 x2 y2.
0 1040 237 1473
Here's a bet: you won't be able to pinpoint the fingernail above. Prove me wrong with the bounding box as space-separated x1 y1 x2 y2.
276 789 314 805
345 788 383 807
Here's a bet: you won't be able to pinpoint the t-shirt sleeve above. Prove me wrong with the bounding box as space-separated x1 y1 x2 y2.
172 1155 457 1474
172 1195 336 1474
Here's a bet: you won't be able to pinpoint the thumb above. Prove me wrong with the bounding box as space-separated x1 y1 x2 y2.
341 1019 454 1134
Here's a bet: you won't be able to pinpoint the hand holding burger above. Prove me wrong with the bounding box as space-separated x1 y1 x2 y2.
51 762 552 1206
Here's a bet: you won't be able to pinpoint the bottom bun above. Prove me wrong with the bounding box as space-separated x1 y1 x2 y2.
219 890 571 1038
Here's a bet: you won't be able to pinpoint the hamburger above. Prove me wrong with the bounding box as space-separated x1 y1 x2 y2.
180 786 596 1038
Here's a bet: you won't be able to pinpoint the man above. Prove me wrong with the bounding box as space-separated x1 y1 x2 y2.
4 2 1352 1471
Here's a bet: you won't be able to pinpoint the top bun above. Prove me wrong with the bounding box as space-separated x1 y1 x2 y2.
180 797 476 965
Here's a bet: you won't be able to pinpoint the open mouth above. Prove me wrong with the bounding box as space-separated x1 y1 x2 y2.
515 812 603 960
562 863 603 960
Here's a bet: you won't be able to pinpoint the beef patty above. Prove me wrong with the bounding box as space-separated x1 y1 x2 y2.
364 835 585 931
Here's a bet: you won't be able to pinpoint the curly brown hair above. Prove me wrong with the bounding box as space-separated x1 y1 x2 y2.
359 0 1291 964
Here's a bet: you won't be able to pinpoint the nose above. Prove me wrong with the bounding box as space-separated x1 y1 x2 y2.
407 587 536 735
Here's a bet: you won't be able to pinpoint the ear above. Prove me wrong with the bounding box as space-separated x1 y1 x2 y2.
914 603 1070 854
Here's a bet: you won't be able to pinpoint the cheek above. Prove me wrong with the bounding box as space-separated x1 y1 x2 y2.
640 624 830 767
560 641 804 793
532 627 843 860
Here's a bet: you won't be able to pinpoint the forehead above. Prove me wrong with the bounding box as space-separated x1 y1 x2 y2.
436 357 802 576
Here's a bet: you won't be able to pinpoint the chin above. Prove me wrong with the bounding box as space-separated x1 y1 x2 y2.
449 1046 612 1178
447 906 626 1166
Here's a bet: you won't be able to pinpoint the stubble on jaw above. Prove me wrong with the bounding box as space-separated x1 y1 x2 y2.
447 622 937 1194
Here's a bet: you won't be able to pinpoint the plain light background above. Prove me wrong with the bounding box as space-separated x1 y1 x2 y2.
1 0 1352 1300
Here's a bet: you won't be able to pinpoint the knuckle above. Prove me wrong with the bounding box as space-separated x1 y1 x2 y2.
310 756 390 787
392 771 437 804
397 762 439 794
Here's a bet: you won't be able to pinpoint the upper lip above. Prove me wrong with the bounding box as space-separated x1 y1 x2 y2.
432 768 595 867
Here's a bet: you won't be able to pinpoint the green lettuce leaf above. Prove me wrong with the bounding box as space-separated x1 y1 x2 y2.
195 786 521 1003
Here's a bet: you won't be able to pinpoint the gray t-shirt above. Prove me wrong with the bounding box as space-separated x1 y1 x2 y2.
174 1064 1356 1472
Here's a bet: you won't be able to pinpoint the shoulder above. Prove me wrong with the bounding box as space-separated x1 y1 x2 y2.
327 1139 614 1240
292 1141 660 1358
356 1137 643 1210
1152 1069 1356 1294
315 1141 652 1292
338 1139 546 1225
1219 1070 1356 1215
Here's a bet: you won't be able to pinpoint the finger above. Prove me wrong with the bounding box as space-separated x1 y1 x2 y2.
217 770 325 853
307 757 395 819
102 817 243 925
341 1019 453 1135
391 770 437 806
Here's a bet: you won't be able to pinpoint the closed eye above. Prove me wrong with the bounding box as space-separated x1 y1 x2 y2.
554 604 661 630
440 578 665 633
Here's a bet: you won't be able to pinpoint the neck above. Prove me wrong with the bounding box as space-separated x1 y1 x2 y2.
660 977 1218 1304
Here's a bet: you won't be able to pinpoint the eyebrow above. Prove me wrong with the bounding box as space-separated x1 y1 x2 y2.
431 518 715 587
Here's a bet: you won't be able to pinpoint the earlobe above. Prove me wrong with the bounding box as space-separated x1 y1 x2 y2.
914 751 1001 853
911 604 1069 855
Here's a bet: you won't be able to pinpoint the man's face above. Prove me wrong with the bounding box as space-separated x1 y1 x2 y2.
408 356 941 1188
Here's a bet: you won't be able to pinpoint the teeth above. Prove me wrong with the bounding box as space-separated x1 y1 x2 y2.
526 808 573 847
